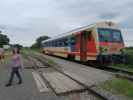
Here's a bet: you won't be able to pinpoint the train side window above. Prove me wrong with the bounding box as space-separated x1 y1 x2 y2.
55 41 57 47
44 43 46 47
43 43 45 47
53 41 55 47
47 42 49 47
52 41 54 47
46 43 48 46
64 38 68 46
49 42 50 47
50 42 52 47
59 41 62 47
61 40 64 47
60 38 66 47
54 41 56 47
60 40 64 47
58 39 64 47
71 36 76 45
49 42 51 47
45 42 47 47
56 41 58 47
57 40 60 47
51 42 53 46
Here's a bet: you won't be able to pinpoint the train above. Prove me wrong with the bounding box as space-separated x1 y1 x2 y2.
42 21 125 63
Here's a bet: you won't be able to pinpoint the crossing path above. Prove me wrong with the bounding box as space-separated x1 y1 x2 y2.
0 59 102 100
0 63 60 100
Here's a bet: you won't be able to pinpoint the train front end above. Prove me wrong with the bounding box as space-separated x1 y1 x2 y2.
96 22 125 63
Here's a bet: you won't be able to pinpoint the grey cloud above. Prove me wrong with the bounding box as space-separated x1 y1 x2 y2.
0 0 133 46
0 24 30 32
99 12 120 19
119 15 133 28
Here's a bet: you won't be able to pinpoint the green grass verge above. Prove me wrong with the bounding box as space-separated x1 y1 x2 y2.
47 59 56 65
28 49 56 65
4 50 11 64
124 48 133 65
112 47 133 72
97 78 133 99
111 64 133 73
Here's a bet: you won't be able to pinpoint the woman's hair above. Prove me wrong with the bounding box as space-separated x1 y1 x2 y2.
12 48 20 54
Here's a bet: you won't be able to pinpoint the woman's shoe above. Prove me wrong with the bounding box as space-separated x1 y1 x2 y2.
18 81 22 84
5 83 12 87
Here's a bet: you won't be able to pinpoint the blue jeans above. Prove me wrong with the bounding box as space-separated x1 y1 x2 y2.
8 67 22 84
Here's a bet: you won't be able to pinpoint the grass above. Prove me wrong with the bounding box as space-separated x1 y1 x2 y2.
21 49 30 59
27 49 56 65
97 78 133 99
124 48 133 65
111 64 133 72
3 50 12 64
23 49 63 70
112 47 133 72
47 59 56 65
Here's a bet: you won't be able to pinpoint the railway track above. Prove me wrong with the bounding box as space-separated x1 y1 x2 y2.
23 51 133 80
42 54 133 81
85 62 133 81
26 52 130 100
22 51 131 100
24 53 108 100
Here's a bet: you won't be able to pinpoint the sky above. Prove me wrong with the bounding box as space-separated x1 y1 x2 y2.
0 0 133 46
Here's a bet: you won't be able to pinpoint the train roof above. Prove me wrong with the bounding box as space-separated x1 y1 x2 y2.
42 24 94 43
42 21 118 43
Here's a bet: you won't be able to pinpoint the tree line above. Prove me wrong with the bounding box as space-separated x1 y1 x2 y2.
0 30 50 49
0 32 10 47
31 35 50 49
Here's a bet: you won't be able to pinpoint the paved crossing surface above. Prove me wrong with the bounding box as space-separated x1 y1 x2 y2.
0 52 106 100
32 71 49 93
0 62 102 100
41 55 112 87
0 64 59 100
43 72 84 94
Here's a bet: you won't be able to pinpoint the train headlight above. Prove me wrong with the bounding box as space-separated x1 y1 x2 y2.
100 47 108 53
120 48 125 54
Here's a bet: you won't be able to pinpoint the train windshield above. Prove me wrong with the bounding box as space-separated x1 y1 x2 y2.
98 28 123 42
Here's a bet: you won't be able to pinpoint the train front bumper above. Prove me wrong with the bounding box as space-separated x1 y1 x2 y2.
97 54 126 63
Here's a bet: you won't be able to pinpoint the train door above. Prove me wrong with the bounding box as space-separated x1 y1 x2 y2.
87 31 97 60
70 36 76 52
80 31 88 61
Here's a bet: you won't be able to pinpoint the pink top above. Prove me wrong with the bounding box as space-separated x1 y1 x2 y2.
12 54 22 68
0 48 4 55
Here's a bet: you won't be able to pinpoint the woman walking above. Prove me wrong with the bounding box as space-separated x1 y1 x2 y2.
6 48 23 87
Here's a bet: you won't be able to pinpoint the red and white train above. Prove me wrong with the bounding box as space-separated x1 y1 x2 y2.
42 21 125 63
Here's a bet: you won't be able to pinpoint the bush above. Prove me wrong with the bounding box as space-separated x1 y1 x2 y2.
124 47 133 65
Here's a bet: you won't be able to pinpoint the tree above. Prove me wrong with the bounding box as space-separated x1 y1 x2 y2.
31 35 50 48
31 43 38 49
0 33 10 47
11 44 23 50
